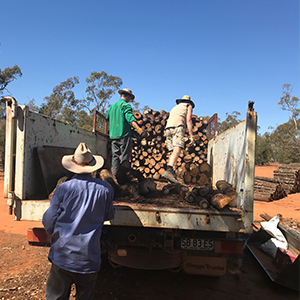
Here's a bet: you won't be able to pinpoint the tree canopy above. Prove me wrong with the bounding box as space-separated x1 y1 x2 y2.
0 64 22 169
1 69 299 166
278 83 299 131
85 71 123 113
218 111 241 134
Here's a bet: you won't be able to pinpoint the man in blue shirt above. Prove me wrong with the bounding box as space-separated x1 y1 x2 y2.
42 143 115 300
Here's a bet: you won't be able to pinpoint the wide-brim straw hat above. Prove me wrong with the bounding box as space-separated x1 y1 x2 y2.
62 143 104 174
118 88 135 99
176 95 195 108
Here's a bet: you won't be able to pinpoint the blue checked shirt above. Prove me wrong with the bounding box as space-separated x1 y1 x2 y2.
42 173 115 274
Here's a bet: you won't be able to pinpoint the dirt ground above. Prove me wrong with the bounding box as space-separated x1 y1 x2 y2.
0 166 299 300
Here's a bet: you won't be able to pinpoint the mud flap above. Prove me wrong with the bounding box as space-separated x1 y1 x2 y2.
27 227 50 246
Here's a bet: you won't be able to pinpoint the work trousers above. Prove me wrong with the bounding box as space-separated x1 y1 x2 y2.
111 135 132 175
45 263 98 300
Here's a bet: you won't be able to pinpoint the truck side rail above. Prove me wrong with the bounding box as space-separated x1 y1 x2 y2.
207 102 257 233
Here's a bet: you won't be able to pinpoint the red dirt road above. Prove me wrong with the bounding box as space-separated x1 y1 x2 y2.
0 173 43 235
253 164 300 225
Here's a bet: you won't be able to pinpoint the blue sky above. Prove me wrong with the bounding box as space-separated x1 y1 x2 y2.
1 0 299 135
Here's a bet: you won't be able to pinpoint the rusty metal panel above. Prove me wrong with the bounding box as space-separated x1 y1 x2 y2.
207 105 257 234
207 119 247 190
105 205 246 233
18 200 50 221
14 106 108 200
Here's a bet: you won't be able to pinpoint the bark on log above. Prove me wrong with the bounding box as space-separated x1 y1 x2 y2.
195 196 210 209
139 178 157 195
185 191 195 203
211 193 232 209
99 169 119 194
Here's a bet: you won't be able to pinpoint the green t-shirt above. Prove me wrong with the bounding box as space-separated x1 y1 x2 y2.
106 98 136 139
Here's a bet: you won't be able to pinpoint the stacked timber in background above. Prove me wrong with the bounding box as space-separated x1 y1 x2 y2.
290 170 300 194
131 108 209 183
254 163 300 202
254 177 280 202
273 163 300 193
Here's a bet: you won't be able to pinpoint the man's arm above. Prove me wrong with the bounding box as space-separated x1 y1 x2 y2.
42 189 63 235
123 103 146 136
104 188 115 221
186 104 193 137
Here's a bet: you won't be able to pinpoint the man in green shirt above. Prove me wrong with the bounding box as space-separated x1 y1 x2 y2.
106 88 145 176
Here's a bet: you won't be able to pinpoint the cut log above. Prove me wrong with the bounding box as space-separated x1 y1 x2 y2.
197 173 209 186
134 111 142 120
99 169 119 194
269 184 287 201
198 185 211 197
195 196 210 209
199 162 212 177
185 191 195 203
139 178 157 195
211 193 232 209
183 171 192 184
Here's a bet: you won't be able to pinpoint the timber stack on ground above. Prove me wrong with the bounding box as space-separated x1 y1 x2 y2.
290 170 300 194
273 163 300 193
254 176 281 202
131 108 209 183
254 163 300 202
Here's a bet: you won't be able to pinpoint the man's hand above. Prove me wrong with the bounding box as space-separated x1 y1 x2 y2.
188 135 196 147
136 127 149 138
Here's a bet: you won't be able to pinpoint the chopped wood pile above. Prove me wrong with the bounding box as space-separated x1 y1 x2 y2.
254 176 278 201
269 184 287 201
273 163 300 193
131 108 209 183
290 170 300 194
99 168 157 198
159 179 240 210
254 163 300 202
99 171 240 211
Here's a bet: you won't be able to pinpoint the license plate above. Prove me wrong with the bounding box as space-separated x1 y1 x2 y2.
181 238 214 250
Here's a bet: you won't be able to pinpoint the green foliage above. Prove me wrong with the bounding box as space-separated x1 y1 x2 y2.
278 84 299 131
39 71 127 129
218 111 241 133
0 65 22 93
85 71 123 114
0 98 5 120
255 133 273 165
39 77 80 123
77 111 93 131
268 119 300 163
0 64 22 168
27 99 39 113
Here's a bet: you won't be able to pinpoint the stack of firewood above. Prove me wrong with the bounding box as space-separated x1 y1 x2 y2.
273 163 300 192
254 177 279 201
269 183 287 201
290 170 300 194
131 108 209 183
182 180 239 209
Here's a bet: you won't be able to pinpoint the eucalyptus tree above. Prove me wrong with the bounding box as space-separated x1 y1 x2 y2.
0 64 22 169
39 77 81 125
217 111 241 134
0 65 22 118
85 71 123 114
278 84 299 131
